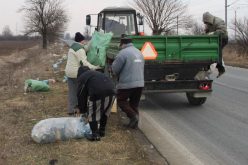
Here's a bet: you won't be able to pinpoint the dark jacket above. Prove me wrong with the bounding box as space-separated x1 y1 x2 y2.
203 12 228 39
77 66 115 113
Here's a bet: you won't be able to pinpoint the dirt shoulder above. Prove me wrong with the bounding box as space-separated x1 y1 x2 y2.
0 41 167 165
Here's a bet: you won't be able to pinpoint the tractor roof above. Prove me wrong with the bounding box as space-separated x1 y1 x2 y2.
101 7 136 13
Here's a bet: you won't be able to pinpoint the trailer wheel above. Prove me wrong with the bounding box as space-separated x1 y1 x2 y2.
186 93 206 105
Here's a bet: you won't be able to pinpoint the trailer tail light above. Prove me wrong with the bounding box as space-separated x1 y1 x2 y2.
199 82 211 90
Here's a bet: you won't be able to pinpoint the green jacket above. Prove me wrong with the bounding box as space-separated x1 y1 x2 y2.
203 12 228 38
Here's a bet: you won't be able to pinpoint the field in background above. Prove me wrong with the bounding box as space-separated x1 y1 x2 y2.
0 41 166 165
223 44 248 68
223 45 248 68
0 40 38 56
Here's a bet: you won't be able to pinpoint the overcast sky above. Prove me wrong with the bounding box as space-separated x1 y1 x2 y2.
0 0 247 36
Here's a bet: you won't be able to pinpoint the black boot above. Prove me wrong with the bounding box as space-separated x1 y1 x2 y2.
85 133 100 141
87 121 100 141
99 114 108 137
128 115 139 129
216 63 225 78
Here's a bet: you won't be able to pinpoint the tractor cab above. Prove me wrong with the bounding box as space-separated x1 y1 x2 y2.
86 7 144 36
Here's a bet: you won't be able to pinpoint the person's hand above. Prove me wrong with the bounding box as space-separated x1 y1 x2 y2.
95 66 104 73
96 65 102 69
73 107 81 117
207 32 214 35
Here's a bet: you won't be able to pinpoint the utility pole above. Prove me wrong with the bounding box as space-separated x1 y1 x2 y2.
225 0 228 27
177 16 179 35
235 10 237 40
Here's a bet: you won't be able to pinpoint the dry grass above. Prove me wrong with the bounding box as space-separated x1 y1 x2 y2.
0 40 38 56
1 40 246 165
223 45 248 68
0 41 165 165
0 89 149 165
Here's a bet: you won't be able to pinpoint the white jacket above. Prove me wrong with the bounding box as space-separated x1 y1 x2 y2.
65 42 98 78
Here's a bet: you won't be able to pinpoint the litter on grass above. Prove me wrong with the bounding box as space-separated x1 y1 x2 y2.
24 79 56 93
31 117 91 144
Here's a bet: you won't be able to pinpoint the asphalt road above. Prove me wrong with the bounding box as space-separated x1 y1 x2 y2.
139 66 248 165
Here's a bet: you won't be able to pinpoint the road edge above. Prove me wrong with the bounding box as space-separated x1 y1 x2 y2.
139 111 204 165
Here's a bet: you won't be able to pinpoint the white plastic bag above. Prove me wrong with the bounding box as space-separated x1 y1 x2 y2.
31 117 91 144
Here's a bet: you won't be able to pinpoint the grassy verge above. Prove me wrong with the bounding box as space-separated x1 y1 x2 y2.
223 45 248 68
0 42 167 165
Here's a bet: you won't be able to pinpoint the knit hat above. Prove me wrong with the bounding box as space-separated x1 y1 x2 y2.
120 34 132 46
74 32 85 42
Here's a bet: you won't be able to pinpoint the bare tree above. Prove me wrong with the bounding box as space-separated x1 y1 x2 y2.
188 21 205 35
2 25 13 38
19 0 69 49
133 0 190 35
231 17 248 56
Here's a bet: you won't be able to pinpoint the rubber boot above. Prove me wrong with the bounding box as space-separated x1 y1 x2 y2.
99 114 108 137
128 115 139 129
216 63 225 78
86 121 100 141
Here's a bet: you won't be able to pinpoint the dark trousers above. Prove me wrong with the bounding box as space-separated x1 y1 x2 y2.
117 87 143 119
218 36 228 66
88 95 114 134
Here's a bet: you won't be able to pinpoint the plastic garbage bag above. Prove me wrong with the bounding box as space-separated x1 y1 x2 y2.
62 75 68 83
52 56 67 73
87 31 113 67
31 117 91 144
52 63 59 71
24 79 50 92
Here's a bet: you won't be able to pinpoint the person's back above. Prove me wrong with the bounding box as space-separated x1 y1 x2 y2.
65 42 84 78
203 12 228 38
112 37 144 129
112 43 144 89
78 69 115 99
77 66 115 141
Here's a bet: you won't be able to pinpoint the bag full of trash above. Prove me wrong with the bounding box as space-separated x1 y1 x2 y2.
31 117 91 144
87 31 113 67
24 79 50 92
24 79 56 93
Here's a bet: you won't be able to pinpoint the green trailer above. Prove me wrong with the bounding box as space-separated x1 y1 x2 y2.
86 7 221 105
